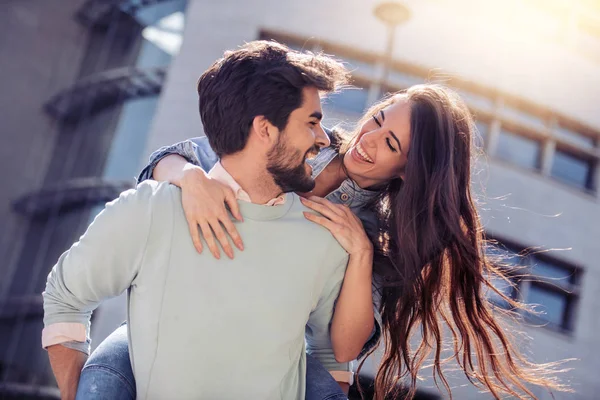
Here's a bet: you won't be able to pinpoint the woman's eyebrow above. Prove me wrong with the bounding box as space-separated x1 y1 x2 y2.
381 110 402 152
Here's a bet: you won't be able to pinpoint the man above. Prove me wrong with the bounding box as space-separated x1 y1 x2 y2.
42 41 351 399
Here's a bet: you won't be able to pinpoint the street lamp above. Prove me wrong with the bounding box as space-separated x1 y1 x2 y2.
373 2 411 84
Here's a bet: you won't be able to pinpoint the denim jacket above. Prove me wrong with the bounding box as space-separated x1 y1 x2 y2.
138 136 382 359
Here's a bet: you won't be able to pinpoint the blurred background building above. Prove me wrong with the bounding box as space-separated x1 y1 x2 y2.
1 0 598 398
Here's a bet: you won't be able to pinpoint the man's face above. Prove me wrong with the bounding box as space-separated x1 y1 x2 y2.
266 87 329 193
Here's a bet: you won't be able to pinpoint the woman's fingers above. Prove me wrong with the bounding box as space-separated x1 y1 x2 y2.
187 220 204 254
220 216 244 252
300 197 343 221
224 189 243 222
307 196 346 218
180 168 246 259
198 221 220 259
209 218 234 259
303 212 337 232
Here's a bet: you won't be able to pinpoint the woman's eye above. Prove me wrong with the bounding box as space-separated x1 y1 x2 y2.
372 115 382 127
386 138 397 153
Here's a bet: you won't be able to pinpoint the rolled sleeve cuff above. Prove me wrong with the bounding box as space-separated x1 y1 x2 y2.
42 322 87 352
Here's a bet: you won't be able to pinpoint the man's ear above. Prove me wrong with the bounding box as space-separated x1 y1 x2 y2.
250 115 279 146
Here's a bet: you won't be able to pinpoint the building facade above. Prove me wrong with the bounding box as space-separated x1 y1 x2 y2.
141 0 600 398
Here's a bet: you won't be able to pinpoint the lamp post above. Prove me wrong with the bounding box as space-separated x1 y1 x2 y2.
373 2 411 85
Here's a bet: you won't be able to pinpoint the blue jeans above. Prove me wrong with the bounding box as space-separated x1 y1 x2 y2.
76 324 347 400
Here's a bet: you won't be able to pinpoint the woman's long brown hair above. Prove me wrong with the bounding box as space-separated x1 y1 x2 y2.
341 85 568 399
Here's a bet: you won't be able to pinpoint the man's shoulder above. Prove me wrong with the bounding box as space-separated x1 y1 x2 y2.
286 194 348 263
131 180 181 206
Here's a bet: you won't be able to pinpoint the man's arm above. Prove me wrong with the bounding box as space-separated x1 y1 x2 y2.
47 344 87 400
305 254 352 393
42 181 160 399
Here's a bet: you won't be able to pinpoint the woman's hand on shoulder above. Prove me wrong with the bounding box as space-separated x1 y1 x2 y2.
180 164 244 259
300 196 373 257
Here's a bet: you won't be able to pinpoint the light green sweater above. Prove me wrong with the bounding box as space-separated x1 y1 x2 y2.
43 181 350 399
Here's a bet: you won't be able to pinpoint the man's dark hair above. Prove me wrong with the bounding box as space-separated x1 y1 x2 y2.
197 40 349 157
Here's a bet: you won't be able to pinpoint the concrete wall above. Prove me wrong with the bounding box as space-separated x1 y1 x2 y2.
0 0 88 297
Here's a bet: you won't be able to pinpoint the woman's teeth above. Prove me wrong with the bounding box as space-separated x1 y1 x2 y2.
356 143 373 163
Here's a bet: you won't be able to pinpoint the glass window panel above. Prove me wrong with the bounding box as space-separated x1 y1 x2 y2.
338 56 378 78
526 284 567 327
474 120 489 148
495 129 541 170
139 1 187 58
486 243 523 265
486 274 516 309
531 259 575 285
502 106 547 131
135 0 187 27
324 86 369 115
386 70 424 89
456 90 494 112
551 149 593 190
555 125 596 149
321 113 359 132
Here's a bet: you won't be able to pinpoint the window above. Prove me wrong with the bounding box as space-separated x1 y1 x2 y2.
531 258 577 285
526 257 579 331
485 243 522 308
526 284 570 327
555 124 597 149
486 274 517 309
336 55 378 78
486 242 581 333
495 128 542 170
386 70 424 89
474 119 490 148
502 105 547 131
551 148 595 191
456 89 495 113
323 83 369 115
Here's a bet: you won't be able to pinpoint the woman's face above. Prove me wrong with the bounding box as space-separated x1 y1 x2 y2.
343 96 412 189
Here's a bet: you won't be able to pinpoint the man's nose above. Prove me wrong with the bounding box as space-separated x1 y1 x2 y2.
315 124 331 149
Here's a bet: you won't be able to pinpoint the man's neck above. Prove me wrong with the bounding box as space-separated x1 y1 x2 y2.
220 154 283 204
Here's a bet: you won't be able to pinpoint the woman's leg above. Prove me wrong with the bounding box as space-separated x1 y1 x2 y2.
75 324 136 400
305 354 348 400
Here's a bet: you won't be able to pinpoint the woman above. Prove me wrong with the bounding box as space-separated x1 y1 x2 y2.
78 84 564 399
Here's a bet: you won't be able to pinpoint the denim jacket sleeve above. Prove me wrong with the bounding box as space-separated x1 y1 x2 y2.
137 137 219 183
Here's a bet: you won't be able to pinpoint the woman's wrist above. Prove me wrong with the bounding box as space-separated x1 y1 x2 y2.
179 163 208 188
153 154 191 187
349 241 374 258
348 245 374 271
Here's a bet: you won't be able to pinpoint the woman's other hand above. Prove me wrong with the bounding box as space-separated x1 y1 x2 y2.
180 164 244 259
301 196 373 257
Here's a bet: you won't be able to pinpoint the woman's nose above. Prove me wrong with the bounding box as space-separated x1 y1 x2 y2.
315 124 331 149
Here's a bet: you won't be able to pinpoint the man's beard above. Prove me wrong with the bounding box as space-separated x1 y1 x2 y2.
266 136 318 193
